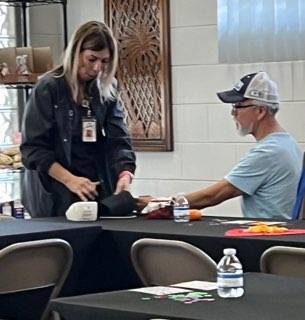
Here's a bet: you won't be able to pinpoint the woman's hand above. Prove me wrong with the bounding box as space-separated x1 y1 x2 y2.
48 162 99 201
114 175 131 194
65 176 99 201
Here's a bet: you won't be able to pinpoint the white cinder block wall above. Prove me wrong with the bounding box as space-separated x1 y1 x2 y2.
29 5 65 64
134 0 305 217
37 0 305 217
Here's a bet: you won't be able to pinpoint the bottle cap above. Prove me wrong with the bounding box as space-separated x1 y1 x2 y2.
224 248 236 255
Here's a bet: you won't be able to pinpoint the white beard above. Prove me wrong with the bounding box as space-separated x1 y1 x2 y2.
236 121 254 136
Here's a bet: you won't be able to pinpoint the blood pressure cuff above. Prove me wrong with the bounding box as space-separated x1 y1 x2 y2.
99 190 136 217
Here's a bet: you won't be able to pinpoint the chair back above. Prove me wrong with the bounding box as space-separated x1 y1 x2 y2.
293 152 305 219
260 246 305 277
131 238 217 286
299 152 305 219
0 238 73 320
300 196 305 220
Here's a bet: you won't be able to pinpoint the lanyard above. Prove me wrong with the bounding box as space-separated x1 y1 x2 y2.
82 99 92 117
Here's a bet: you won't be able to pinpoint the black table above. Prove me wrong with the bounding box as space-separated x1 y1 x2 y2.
2 216 305 319
99 216 305 289
3 216 305 292
51 273 305 320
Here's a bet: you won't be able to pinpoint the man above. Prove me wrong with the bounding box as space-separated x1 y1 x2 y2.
186 71 302 219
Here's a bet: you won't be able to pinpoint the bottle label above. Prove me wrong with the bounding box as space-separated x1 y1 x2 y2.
13 200 24 219
174 207 189 215
173 207 189 221
217 270 243 288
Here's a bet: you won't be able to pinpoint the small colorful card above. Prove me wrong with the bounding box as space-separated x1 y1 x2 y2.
130 286 191 296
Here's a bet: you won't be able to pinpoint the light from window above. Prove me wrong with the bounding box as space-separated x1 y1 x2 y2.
0 4 20 202
218 0 305 63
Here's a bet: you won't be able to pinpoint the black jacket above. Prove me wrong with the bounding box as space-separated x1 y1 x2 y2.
21 73 136 217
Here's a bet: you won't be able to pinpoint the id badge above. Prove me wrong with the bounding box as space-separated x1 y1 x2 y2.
82 117 97 142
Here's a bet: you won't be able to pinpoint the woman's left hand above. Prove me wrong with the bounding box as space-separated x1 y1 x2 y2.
114 175 131 194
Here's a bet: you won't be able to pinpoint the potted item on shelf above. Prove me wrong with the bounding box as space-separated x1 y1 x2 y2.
0 46 53 84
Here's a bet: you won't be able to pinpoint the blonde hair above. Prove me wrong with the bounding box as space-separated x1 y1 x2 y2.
53 21 118 103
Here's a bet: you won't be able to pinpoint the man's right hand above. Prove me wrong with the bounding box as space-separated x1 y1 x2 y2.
135 195 154 212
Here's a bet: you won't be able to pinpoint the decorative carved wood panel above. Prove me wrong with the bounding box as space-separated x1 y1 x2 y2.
105 0 173 151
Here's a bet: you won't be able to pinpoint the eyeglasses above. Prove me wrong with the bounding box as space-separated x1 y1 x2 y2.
232 104 257 109
231 104 257 115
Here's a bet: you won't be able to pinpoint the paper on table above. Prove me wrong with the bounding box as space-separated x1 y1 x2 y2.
254 221 287 226
220 220 256 225
171 280 217 291
220 220 286 226
141 197 174 214
99 215 138 219
130 286 191 295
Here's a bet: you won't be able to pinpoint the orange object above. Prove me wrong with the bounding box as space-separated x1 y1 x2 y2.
247 223 288 233
269 226 289 233
189 209 203 221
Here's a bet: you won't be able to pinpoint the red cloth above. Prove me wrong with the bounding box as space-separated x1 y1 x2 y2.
146 206 173 219
225 228 305 237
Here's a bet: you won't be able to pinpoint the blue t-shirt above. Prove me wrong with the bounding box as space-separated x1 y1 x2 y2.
225 132 302 219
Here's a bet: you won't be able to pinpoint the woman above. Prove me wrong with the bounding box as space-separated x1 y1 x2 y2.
21 21 136 217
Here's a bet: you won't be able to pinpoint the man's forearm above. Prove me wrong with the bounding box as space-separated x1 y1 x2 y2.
186 179 242 209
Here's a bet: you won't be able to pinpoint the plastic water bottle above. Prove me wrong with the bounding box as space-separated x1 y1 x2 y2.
173 192 190 222
13 199 24 219
217 248 244 298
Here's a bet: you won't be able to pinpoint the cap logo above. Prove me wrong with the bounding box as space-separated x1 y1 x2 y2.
249 90 260 97
234 80 244 91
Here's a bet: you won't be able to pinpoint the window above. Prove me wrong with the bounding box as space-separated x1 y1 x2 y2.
0 4 20 201
218 0 305 63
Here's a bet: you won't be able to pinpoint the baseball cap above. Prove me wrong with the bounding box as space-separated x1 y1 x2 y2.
217 71 279 104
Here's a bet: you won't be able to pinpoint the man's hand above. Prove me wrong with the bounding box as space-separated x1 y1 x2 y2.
135 195 154 212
